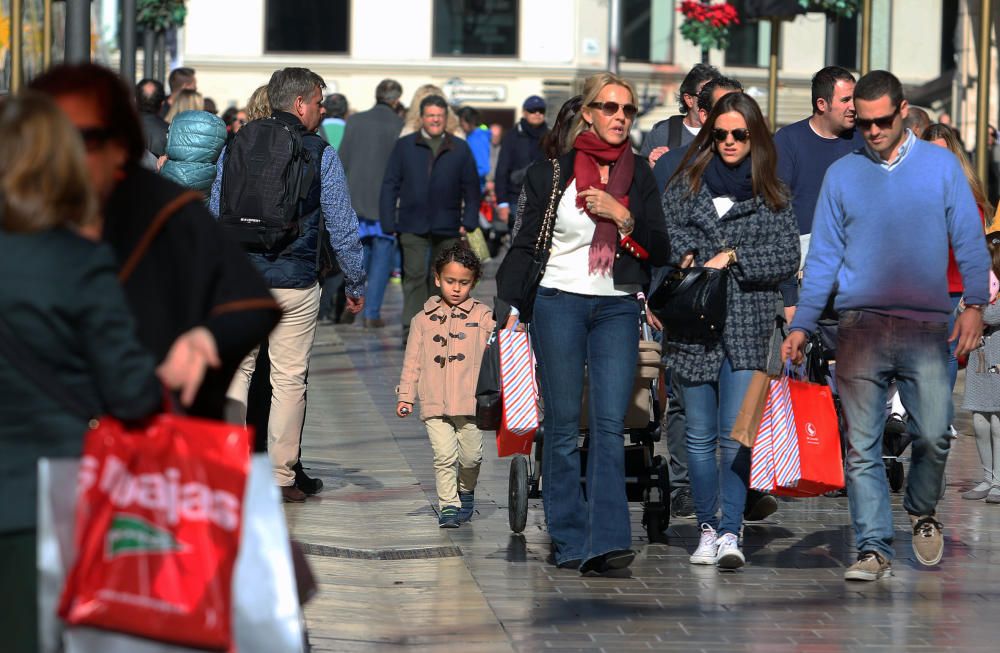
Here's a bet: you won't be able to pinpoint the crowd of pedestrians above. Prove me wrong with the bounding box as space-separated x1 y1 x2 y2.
3 54 1000 651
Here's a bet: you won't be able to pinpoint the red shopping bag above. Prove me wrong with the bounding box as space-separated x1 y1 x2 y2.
775 377 845 496
496 328 538 457
749 376 802 491
58 414 251 650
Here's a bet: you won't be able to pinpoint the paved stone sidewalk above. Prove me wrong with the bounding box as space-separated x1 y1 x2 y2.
287 276 1000 653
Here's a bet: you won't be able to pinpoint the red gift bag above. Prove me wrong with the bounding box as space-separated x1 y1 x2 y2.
58 414 251 650
773 377 845 497
496 328 538 457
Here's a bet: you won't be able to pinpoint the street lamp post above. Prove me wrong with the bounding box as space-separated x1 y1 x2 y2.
976 0 993 186
608 0 621 74
767 18 781 129
860 0 873 75
120 0 137 84
65 0 91 64
43 0 53 68
10 0 23 91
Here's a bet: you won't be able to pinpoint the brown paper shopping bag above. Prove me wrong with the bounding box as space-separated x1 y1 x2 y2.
731 371 770 448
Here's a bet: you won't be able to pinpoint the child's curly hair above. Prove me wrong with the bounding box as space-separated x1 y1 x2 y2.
433 242 482 281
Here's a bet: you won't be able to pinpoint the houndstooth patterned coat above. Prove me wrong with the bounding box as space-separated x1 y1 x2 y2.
660 180 799 384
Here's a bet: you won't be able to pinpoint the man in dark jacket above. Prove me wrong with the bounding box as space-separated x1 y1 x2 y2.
380 94 480 343
210 67 366 502
339 78 405 328
641 63 718 166
136 78 168 157
495 95 549 226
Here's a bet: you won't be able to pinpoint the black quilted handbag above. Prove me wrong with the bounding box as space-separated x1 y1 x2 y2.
648 266 728 340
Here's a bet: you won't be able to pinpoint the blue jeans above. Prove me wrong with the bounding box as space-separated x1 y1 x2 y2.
679 358 754 537
531 287 639 566
835 310 951 560
362 235 396 320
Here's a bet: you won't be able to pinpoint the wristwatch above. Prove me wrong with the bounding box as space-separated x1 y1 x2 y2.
722 248 737 266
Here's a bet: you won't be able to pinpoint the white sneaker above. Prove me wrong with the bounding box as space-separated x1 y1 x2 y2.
689 523 718 565
715 532 745 570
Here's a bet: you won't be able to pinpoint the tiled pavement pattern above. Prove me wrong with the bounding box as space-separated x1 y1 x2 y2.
286 261 1000 652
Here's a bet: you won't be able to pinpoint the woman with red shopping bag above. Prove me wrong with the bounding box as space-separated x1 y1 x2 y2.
0 94 164 653
495 73 670 574
659 93 800 570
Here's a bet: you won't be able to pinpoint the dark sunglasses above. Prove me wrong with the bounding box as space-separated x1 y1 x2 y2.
587 101 638 119
78 126 115 150
988 232 1000 247
525 108 545 115
712 128 750 143
855 107 900 131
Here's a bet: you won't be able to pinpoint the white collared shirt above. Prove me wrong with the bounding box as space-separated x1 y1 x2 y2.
864 128 916 171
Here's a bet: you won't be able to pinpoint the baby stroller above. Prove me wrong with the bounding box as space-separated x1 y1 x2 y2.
507 307 671 543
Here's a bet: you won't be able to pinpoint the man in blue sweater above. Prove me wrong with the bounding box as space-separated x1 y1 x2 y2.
783 71 989 581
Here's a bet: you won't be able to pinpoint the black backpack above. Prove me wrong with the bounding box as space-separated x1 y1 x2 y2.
219 116 315 253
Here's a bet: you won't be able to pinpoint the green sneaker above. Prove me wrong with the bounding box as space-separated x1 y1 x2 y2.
438 505 461 528
457 492 475 523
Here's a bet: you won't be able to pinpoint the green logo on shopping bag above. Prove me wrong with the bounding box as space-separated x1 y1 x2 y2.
106 513 183 558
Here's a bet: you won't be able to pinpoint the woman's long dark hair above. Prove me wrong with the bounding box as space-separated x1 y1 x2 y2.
669 92 788 211
541 95 583 159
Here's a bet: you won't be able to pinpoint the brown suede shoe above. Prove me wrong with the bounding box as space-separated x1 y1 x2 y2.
281 485 307 503
365 318 386 328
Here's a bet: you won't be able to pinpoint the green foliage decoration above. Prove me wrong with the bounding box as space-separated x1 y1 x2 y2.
137 0 187 33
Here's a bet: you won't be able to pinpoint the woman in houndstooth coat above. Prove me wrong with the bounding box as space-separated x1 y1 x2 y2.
660 92 799 570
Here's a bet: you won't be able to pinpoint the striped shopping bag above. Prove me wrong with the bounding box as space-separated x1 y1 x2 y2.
496 328 539 457
750 376 801 491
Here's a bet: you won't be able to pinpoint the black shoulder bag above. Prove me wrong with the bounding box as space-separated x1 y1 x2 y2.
648 266 728 340
648 219 748 341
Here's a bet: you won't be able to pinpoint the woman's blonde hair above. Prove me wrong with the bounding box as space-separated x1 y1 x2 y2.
245 85 271 122
567 72 638 146
401 84 462 137
923 123 994 221
164 89 205 123
0 91 97 233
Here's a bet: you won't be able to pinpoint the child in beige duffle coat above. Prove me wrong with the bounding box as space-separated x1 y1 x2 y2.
396 244 495 527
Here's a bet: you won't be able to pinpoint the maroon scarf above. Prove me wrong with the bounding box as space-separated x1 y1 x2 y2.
572 131 635 275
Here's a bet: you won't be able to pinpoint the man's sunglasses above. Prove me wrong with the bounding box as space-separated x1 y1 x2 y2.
78 126 115 150
855 108 900 131
525 108 545 115
587 101 638 119
712 128 750 143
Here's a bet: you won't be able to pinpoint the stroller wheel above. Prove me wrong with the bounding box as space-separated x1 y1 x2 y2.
508 455 529 533
886 459 904 493
642 502 669 544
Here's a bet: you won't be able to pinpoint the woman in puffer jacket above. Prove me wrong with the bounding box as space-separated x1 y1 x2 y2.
160 109 227 194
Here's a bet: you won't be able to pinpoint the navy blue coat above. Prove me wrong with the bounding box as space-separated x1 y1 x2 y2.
379 132 480 236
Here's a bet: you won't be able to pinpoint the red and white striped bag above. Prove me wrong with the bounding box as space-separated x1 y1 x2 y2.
496 328 539 457
749 375 801 491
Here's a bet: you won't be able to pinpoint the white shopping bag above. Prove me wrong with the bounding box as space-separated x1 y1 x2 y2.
38 455 305 653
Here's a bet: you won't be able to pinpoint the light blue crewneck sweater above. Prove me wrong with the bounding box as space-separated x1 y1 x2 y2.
791 139 990 333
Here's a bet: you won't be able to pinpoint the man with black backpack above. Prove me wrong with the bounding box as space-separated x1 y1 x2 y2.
211 67 365 503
